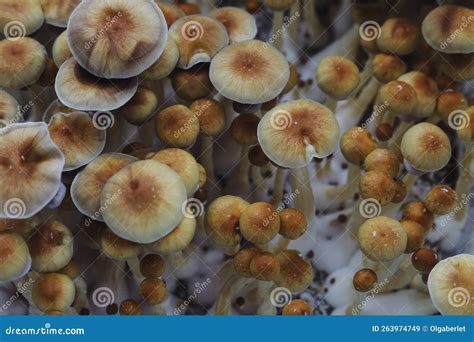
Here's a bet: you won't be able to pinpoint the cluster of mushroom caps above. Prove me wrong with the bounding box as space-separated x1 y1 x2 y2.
0 0 473 317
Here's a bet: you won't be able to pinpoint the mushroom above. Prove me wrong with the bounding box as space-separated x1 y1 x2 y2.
139 253 165 279
428 254 473 315
71 153 137 221
376 17 419 56
155 104 200 148
170 63 214 101
424 185 457 216
52 31 72 68
67 0 168 79
139 278 167 311
275 249 313 293
282 299 313 315
55 58 139 111
116 86 158 126
210 7 257 43
32 273 76 312
40 0 80 27
101 159 187 243
239 202 280 245
48 111 106 171
250 251 280 281
142 37 179 81
209 40 290 105
154 2 185 27
411 247 439 275
0 122 64 219
264 0 295 50
273 207 307 252
422 5 474 54
439 52 474 81
0 0 44 36
353 268 377 292
397 71 439 120
0 37 47 89
119 299 141 315
169 14 228 69
0 89 20 124
0 232 31 281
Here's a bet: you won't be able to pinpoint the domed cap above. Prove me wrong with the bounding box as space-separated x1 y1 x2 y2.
0 37 47 89
398 71 439 118
377 80 417 116
32 273 75 312
275 250 313 293
154 2 185 27
401 123 451 173
316 55 360 100
428 254 473 315
0 0 44 36
48 111 106 171
0 90 19 123
257 99 339 168
55 58 138 111
0 232 31 281
422 5 474 54
376 17 419 55
210 7 257 43
40 0 80 27
71 153 136 220
101 160 187 243
210 40 289 104
142 37 179 81
169 14 228 69
147 215 196 254
0 123 64 219
52 31 72 68
67 0 168 78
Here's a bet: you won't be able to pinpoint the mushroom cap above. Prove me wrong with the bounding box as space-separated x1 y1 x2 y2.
400 220 425 253
316 55 360 100
155 2 185 27
0 122 64 219
0 0 44 36
239 202 280 244
177 3 201 16
28 220 73 272
436 89 468 123
230 114 259 146
117 86 158 125
100 228 141 260
48 111 106 171
0 37 47 89
398 71 439 118
71 153 137 220
140 253 165 278
422 5 474 54
43 99 76 123
210 40 289 104
402 201 435 231
401 123 451 173
257 99 339 168
32 273 75 312
40 0 80 27
101 159 187 243
139 278 167 304
142 37 179 80
340 127 377 165
56 58 139 111
170 63 214 101
190 98 226 137
275 250 313 293
364 148 400 179
233 246 259 277
52 31 72 68
376 17 419 55
428 254 473 315
279 208 307 240
0 90 19 123
155 104 200 148
151 148 200 196
282 299 313 315
372 53 407 83
353 268 378 292
359 170 396 205
205 195 249 247
358 216 407 262
424 184 457 215
457 106 474 142
147 215 196 254
210 7 257 43
67 0 168 79
169 14 229 69
0 232 31 281
377 80 418 115
250 251 280 281
439 53 474 81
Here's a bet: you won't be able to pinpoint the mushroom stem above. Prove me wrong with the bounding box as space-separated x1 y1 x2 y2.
303 0 322 38
352 57 374 98
324 97 337 112
73 276 89 312
455 144 473 220
289 167 314 220
256 282 277 315
388 120 412 150
200 135 216 186
230 145 251 193
288 2 300 42
250 166 266 201
215 274 251 315
327 164 360 203
168 251 186 269
271 167 287 207
126 257 143 284
271 236 291 253
271 11 285 50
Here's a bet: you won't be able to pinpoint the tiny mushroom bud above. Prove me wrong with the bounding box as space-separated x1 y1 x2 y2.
428 254 473 315
402 201 435 231
119 299 141 315
376 17 419 55
279 208 307 240
412 248 439 274
359 170 396 205
155 105 200 148
249 251 280 281
210 7 257 43
140 254 165 279
353 268 378 292
139 278 167 304
239 202 280 244
147 215 196 255
230 114 259 146
233 246 259 277
424 185 457 215
282 299 313 316
358 216 407 262
400 220 425 253
32 273 76 312
275 250 314 293
190 98 226 137
0 232 31 281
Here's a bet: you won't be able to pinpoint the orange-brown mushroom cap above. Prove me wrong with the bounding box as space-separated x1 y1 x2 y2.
316 55 360 100
258 99 339 168
0 0 44 36
40 0 80 27
210 7 257 43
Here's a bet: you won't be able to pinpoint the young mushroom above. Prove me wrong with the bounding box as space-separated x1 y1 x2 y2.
210 7 257 43
52 31 72 68
155 105 200 148
0 0 44 36
376 17 419 56
282 299 313 316
32 273 76 312
0 232 31 282
0 90 20 124
275 249 313 293
40 0 80 27
239 202 280 245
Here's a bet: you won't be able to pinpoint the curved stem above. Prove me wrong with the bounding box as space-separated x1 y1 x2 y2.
271 167 287 207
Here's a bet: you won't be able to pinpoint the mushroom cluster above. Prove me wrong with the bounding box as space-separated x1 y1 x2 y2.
0 0 472 318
